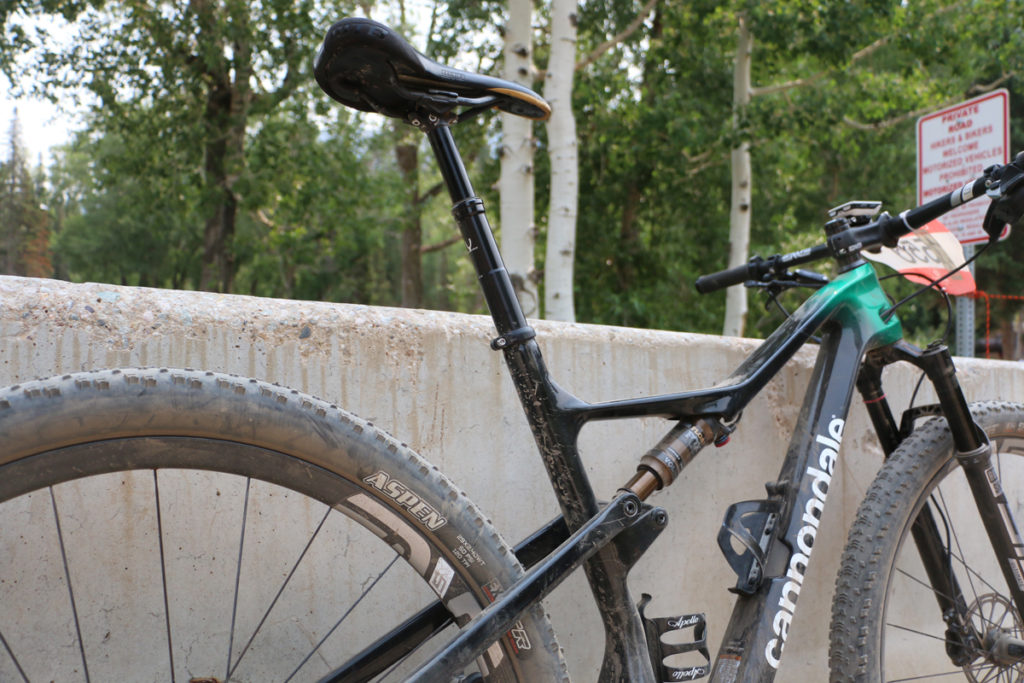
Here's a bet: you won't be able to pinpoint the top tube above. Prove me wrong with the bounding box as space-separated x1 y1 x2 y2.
575 261 903 423
723 260 904 386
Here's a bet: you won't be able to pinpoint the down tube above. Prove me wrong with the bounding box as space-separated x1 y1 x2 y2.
709 322 874 682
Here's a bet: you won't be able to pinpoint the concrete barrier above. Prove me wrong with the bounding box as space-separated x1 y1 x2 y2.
1 274 1022 681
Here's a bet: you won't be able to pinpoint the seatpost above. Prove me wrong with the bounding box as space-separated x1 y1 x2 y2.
426 123 531 340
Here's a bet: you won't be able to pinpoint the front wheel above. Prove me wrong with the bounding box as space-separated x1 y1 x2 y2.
0 368 567 682
830 401 1024 682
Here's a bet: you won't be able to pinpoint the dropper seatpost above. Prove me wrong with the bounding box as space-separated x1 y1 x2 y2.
426 123 530 340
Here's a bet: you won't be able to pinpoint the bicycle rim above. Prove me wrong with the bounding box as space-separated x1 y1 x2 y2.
0 369 564 682
883 438 1024 682
834 402 1024 682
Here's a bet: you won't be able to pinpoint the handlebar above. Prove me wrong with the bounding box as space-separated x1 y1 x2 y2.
695 245 830 294
695 153 1024 295
694 262 759 294
860 175 992 247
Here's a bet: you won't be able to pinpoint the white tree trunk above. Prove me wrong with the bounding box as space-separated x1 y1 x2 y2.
498 0 538 317
544 0 577 322
724 14 752 337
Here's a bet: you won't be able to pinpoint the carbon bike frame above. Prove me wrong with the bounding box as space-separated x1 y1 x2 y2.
322 123 1024 682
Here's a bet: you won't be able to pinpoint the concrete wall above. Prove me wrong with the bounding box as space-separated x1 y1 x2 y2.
2 274 1023 681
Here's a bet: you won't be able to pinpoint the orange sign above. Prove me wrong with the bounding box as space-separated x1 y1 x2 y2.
861 220 976 296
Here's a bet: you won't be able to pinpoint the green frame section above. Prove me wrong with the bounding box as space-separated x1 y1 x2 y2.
795 261 904 350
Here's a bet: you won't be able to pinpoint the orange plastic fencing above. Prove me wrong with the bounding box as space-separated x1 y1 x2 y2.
969 291 1024 359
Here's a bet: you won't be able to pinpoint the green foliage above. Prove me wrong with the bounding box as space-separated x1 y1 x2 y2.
566 0 1024 339
233 108 406 304
5 0 1024 346
50 114 204 287
0 115 51 277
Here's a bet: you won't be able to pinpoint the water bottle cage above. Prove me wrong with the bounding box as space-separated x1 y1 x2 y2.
717 499 782 595
638 594 711 681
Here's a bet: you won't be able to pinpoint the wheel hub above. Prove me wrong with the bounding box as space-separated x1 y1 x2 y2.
960 593 1024 681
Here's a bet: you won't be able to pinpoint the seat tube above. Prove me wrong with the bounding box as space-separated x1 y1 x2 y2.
426 123 528 336
427 122 657 681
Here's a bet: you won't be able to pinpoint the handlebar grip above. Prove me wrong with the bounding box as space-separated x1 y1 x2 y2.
695 262 756 294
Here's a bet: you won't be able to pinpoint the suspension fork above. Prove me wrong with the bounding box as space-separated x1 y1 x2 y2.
859 343 1024 634
857 351 968 626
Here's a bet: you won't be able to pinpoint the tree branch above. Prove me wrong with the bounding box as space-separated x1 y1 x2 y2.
251 18 307 115
253 208 277 229
683 149 720 177
750 35 890 97
415 181 445 207
841 109 925 132
575 0 659 72
420 235 462 254
843 72 1015 131
967 72 1015 96
751 2 965 98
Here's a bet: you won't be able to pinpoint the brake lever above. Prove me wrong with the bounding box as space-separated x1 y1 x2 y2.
750 272 827 337
983 152 1024 239
744 268 829 293
791 268 829 287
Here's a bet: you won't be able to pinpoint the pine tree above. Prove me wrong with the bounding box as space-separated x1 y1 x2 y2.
0 110 52 277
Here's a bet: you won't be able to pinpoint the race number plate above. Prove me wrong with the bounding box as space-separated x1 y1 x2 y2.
861 220 976 296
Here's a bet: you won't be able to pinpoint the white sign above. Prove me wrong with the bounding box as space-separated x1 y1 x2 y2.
917 89 1010 244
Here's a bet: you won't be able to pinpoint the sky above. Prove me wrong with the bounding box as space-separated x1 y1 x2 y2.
1 8 77 167
0 89 75 165
0 3 439 168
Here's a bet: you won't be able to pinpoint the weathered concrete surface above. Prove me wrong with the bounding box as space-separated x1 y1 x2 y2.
2 274 1023 681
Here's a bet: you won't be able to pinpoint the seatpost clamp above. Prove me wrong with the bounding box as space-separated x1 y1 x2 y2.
490 326 536 350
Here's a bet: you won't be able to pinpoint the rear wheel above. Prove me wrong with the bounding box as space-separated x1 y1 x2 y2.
0 369 566 682
830 401 1024 682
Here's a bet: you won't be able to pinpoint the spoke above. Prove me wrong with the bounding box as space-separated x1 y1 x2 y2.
886 620 956 645
992 600 1015 630
901 497 1003 630
889 671 986 681
889 659 1021 682
153 471 176 682
975 663 997 683
51 486 91 683
937 486 983 612
949 547 1008 607
227 505 333 679
0 629 29 682
897 566 960 607
973 658 1020 683
284 555 401 683
884 435 1024 682
893 567 1003 635
226 478 253 681
891 565 1022 681
886 613 1023 682
376 619 451 682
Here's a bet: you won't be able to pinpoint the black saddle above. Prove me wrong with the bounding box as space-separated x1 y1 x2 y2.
314 18 551 122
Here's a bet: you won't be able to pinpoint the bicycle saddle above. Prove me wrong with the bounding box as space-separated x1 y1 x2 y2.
314 17 551 122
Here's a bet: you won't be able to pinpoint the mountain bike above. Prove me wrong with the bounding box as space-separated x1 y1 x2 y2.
4 16 1024 683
